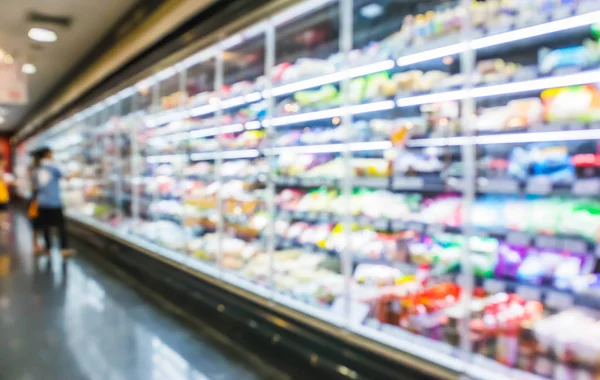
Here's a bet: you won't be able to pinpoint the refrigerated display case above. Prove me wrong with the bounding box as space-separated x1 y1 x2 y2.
17 0 600 378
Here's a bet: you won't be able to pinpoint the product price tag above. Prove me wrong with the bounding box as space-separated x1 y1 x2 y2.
506 231 531 246
525 177 552 195
323 178 337 187
484 279 507 293
356 215 369 226
364 318 381 330
426 224 445 236
472 354 512 376
354 177 388 189
534 235 560 250
487 23 512 36
391 220 406 231
512 67 538 82
395 91 412 100
552 6 572 21
568 122 586 131
554 66 581 76
301 178 320 187
573 179 600 196
407 222 425 233
306 212 318 221
329 298 371 325
278 210 291 220
561 238 587 253
381 324 411 340
392 176 424 190
478 178 519 194
517 285 542 301
293 210 306 219
533 123 563 132
374 218 388 231
545 291 574 310
318 212 331 223
514 370 549 380
473 230 490 238
302 243 316 253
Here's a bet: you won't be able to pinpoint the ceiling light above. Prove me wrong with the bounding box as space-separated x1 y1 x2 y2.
3 55 13 65
22 63 36 74
0 116 5 124
360 3 384 19
28 27 57 42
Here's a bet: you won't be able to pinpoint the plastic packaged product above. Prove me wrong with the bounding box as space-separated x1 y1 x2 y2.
533 309 600 368
418 196 461 226
528 199 561 234
354 264 403 286
184 162 213 176
277 153 333 176
294 84 338 108
538 39 600 74
296 188 336 213
542 84 600 123
471 198 504 230
476 59 519 84
364 72 391 100
299 223 332 247
494 244 527 279
556 200 600 241
276 188 304 211
553 255 585 289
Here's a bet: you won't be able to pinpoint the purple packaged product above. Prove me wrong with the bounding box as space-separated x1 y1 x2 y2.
495 243 527 279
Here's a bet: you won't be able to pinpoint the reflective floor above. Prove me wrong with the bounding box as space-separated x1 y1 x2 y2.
0 212 290 380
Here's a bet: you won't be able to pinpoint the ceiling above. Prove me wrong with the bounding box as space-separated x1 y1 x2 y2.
0 0 139 131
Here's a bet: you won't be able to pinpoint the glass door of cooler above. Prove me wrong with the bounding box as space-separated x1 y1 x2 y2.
29 0 600 377
462 1 600 379
179 52 220 271
108 94 135 233
341 0 472 363
215 25 269 293
50 120 86 215
266 0 350 324
135 71 188 255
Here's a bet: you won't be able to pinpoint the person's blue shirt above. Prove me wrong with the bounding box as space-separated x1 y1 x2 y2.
35 161 63 208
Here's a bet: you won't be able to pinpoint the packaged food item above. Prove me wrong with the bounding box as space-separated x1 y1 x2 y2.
542 84 600 123
538 39 600 74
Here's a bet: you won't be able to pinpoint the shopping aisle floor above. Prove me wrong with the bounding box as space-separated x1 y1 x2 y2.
0 212 292 380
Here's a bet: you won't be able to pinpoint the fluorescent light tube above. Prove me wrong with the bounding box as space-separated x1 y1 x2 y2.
407 128 600 147
245 121 262 130
190 149 260 161
189 104 216 117
146 154 185 164
397 70 600 107
266 141 392 155
267 60 394 98
397 90 467 107
397 11 600 67
477 128 600 145
270 100 394 127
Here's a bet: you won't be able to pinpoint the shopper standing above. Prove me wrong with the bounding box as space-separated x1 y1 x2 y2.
0 153 12 231
28 150 45 255
34 147 75 258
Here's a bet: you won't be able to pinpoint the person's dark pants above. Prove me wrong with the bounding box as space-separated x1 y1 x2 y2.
38 207 68 250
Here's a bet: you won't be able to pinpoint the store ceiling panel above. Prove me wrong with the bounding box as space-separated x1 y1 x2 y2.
0 0 138 131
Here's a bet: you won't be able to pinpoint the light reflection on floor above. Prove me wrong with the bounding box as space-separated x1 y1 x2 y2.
0 211 287 380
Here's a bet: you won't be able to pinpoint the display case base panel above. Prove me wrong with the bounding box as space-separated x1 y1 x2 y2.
66 217 443 380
